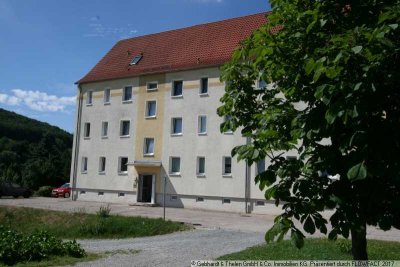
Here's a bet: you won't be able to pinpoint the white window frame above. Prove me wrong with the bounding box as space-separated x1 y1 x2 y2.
86 90 93 106
199 77 209 95
122 85 133 103
81 157 88 173
120 120 130 137
83 122 90 139
145 100 157 118
99 157 106 173
171 117 183 136
169 157 181 175
118 157 128 174
198 115 207 135
104 88 111 104
101 121 108 138
143 137 155 156
222 156 232 176
171 80 183 98
196 156 206 177
146 81 158 92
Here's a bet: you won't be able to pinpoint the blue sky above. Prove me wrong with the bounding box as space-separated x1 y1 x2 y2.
0 0 270 133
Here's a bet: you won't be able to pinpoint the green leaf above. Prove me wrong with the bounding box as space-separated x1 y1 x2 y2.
304 216 316 234
291 229 305 249
354 82 362 91
389 24 398 30
347 162 367 181
305 59 315 75
351 46 363 54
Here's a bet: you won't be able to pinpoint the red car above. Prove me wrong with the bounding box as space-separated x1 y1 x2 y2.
51 183 71 198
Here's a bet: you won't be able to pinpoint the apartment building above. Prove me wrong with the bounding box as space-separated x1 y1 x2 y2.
70 12 288 213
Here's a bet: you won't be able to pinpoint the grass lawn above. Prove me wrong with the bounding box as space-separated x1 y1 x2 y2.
0 206 191 239
218 238 400 260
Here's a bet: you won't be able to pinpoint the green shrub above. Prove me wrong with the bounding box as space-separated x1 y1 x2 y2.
96 204 111 218
0 225 85 265
34 186 54 197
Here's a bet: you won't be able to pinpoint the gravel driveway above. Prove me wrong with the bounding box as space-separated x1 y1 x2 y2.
73 229 264 267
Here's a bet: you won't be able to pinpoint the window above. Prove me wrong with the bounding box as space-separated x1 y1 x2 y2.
257 79 268 89
120 120 130 137
118 193 125 197
223 157 232 175
171 118 182 135
146 100 157 118
123 86 132 102
99 157 106 173
119 157 128 173
172 80 183 97
144 138 155 156
86 91 93 105
286 156 297 160
98 192 104 196
223 198 231 204
198 115 207 134
104 88 111 104
223 115 233 134
196 197 204 202
170 157 181 174
81 157 88 173
197 157 205 176
147 82 158 91
256 159 265 175
200 77 208 94
84 123 90 138
80 191 86 195
130 54 142 65
170 195 178 201
101 122 108 138
256 200 265 206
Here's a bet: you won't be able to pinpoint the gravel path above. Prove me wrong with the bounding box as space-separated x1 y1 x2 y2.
73 229 264 267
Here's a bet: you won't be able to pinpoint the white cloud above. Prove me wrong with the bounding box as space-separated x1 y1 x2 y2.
0 89 75 112
84 16 138 39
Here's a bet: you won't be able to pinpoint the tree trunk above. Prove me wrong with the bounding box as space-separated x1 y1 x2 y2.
351 224 368 260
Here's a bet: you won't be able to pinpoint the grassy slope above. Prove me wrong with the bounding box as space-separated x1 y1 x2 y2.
218 238 400 260
0 206 191 239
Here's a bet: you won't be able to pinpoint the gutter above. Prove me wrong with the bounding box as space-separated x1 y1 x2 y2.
245 137 251 213
70 84 83 201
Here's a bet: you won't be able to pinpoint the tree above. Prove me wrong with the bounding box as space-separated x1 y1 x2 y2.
218 0 400 260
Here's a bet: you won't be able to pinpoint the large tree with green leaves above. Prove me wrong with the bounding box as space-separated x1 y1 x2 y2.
218 0 400 260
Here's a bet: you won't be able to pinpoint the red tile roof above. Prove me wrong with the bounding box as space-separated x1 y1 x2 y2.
77 12 270 84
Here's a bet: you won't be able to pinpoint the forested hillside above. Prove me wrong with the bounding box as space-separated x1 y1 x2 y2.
0 108 73 189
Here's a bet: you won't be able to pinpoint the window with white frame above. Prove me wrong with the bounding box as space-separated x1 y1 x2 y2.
81 157 88 173
170 157 181 174
86 91 93 105
200 77 208 94
198 115 207 134
123 86 132 102
223 156 232 175
84 123 90 138
143 138 155 156
147 82 158 91
197 157 205 176
146 100 157 118
118 157 128 173
99 157 106 173
172 80 183 97
120 120 130 137
171 118 182 135
104 88 111 104
256 159 265 175
101 122 108 138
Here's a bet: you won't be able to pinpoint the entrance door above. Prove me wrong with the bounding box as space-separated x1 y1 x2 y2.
139 174 153 203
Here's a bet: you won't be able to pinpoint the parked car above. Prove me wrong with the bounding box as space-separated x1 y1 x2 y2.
0 182 32 198
51 183 71 198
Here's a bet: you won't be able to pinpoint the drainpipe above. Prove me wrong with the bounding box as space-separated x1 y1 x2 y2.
245 137 251 213
71 84 83 201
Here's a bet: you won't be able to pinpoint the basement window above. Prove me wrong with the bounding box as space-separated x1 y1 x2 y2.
222 198 231 204
256 200 265 206
130 54 142 65
196 197 204 202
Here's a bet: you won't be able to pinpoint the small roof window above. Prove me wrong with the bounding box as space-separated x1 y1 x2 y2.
130 54 142 65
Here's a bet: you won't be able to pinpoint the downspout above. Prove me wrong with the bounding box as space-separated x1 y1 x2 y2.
71 84 83 201
245 137 251 213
